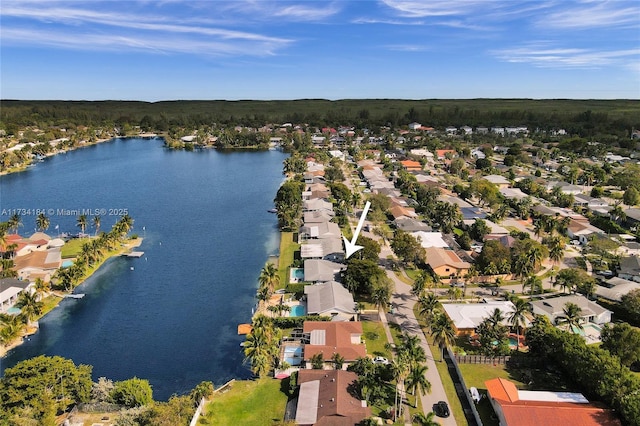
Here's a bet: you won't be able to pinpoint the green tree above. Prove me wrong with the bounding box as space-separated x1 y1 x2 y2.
331 352 345 370
430 312 456 361
413 411 440 426
92 215 102 235
189 381 214 404
15 291 43 326
36 213 50 232
274 180 304 230
507 297 530 351
601 322 640 367
111 377 153 408
310 353 324 369
391 230 425 266
557 302 583 333
624 187 640 206
522 275 543 295
258 262 280 294
412 270 434 296
76 214 88 234
7 213 22 234
0 355 92 415
370 275 394 311
621 289 640 323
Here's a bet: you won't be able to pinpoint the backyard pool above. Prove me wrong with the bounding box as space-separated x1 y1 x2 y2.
289 268 305 283
290 304 306 317
62 260 74 268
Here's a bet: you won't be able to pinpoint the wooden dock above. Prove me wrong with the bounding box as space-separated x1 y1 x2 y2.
124 251 144 258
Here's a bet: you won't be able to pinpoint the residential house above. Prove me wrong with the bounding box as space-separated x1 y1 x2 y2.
471 148 486 159
13 247 62 282
485 378 621 426
0 278 32 314
409 149 434 161
393 217 432 232
299 222 341 242
388 205 417 220
567 219 606 245
294 370 371 426
399 160 422 172
618 255 640 282
596 277 640 302
411 232 449 249
482 174 511 189
435 149 457 160
302 321 366 368
408 122 422 130
573 194 609 211
300 239 344 262
303 260 346 284
530 295 612 325
484 234 517 248
499 187 529 201
442 301 518 335
303 199 334 214
424 247 471 278
303 211 335 224
304 281 357 321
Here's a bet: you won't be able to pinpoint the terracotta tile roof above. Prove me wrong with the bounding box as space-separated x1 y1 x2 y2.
302 321 366 361
485 378 622 426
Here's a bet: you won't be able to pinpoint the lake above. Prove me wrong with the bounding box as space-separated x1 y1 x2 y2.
0 138 288 400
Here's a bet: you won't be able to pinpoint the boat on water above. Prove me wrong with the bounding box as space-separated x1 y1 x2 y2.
267 208 277 213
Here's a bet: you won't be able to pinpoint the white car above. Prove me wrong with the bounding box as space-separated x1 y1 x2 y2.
372 356 389 365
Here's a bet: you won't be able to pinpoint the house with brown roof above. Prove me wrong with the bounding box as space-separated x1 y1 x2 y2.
302 321 366 369
436 149 457 160
13 248 62 282
294 369 371 426
485 378 621 426
425 247 471 278
388 205 417 220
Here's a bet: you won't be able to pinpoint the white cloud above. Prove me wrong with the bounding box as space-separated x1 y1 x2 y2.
540 1 640 29
493 43 640 68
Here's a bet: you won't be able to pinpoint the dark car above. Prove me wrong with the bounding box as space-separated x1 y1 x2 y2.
433 401 450 418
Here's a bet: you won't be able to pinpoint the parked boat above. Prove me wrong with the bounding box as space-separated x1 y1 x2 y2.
267 208 277 213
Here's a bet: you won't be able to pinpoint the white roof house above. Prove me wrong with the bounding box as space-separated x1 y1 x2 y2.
442 301 519 333
596 277 640 302
0 278 32 314
482 175 511 187
530 295 611 325
303 260 346 283
411 231 449 249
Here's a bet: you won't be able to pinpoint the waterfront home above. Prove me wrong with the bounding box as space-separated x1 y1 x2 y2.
485 378 621 426
302 321 366 369
294 370 371 426
424 247 471 278
299 222 341 242
529 295 612 325
303 260 346 283
0 278 32 314
300 239 344 262
303 198 334 214
442 301 518 335
304 281 357 322
13 247 62 282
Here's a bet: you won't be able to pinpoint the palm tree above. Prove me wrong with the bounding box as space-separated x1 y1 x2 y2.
411 270 432 296
92 215 101 236
523 275 543 295
406 364 431 404
331 352 345 370
7 213 22 234
548 236 565 266
371 281 392 312
413 412 440 426
391 352 410 421
76 214 88 234
15 291 43 326
33 278 50 300
258 263 280 294
557 302 584 333
36 213 50 232
399 333 426 368
0 314 23 347
507 297 530 351
430 313 456 361
417 292 439 322
486 308 505 327
0 259 17 278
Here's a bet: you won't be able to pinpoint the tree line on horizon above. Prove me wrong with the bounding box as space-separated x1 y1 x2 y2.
1 99 639 139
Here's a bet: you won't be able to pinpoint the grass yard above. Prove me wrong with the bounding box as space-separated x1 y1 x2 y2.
61 237 92 258
361 318 392 358
202 379 288 426
277 232 299 288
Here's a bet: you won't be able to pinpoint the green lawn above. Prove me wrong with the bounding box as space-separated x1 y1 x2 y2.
361 319 392 358
61 237 92 258
201 379 288 425
277 232 299 288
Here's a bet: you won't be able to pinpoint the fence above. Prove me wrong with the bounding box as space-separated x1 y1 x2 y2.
446 347 483 426
454 354 511 365
189 397 206 426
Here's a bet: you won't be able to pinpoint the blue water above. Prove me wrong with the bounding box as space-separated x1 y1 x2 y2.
0 138 287 399
290 305 306 317
291 268 304 279
62 260 73 268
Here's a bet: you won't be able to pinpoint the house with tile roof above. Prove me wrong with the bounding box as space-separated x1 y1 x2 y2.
13 248 62 282
485 378 621 426
425 247 471 278
294 369 371 426
529 294 611 325
302 321 366 369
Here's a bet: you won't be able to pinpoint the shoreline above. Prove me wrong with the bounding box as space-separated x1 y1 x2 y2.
0 237 143 358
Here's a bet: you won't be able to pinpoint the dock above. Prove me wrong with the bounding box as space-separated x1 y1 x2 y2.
65 294 85 299
124 251 144 258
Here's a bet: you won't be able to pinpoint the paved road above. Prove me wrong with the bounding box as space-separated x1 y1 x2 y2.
377 242 458 426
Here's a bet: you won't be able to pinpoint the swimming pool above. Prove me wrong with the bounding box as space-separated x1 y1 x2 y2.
62 260 74 268
290 304 306 317
289 268 305 283
283 346 303 366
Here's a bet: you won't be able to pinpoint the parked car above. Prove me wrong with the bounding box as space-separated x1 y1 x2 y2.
433 401 450 417
372 356 389 365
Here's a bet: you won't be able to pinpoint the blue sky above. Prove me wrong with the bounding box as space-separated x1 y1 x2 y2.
1 0 639 100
